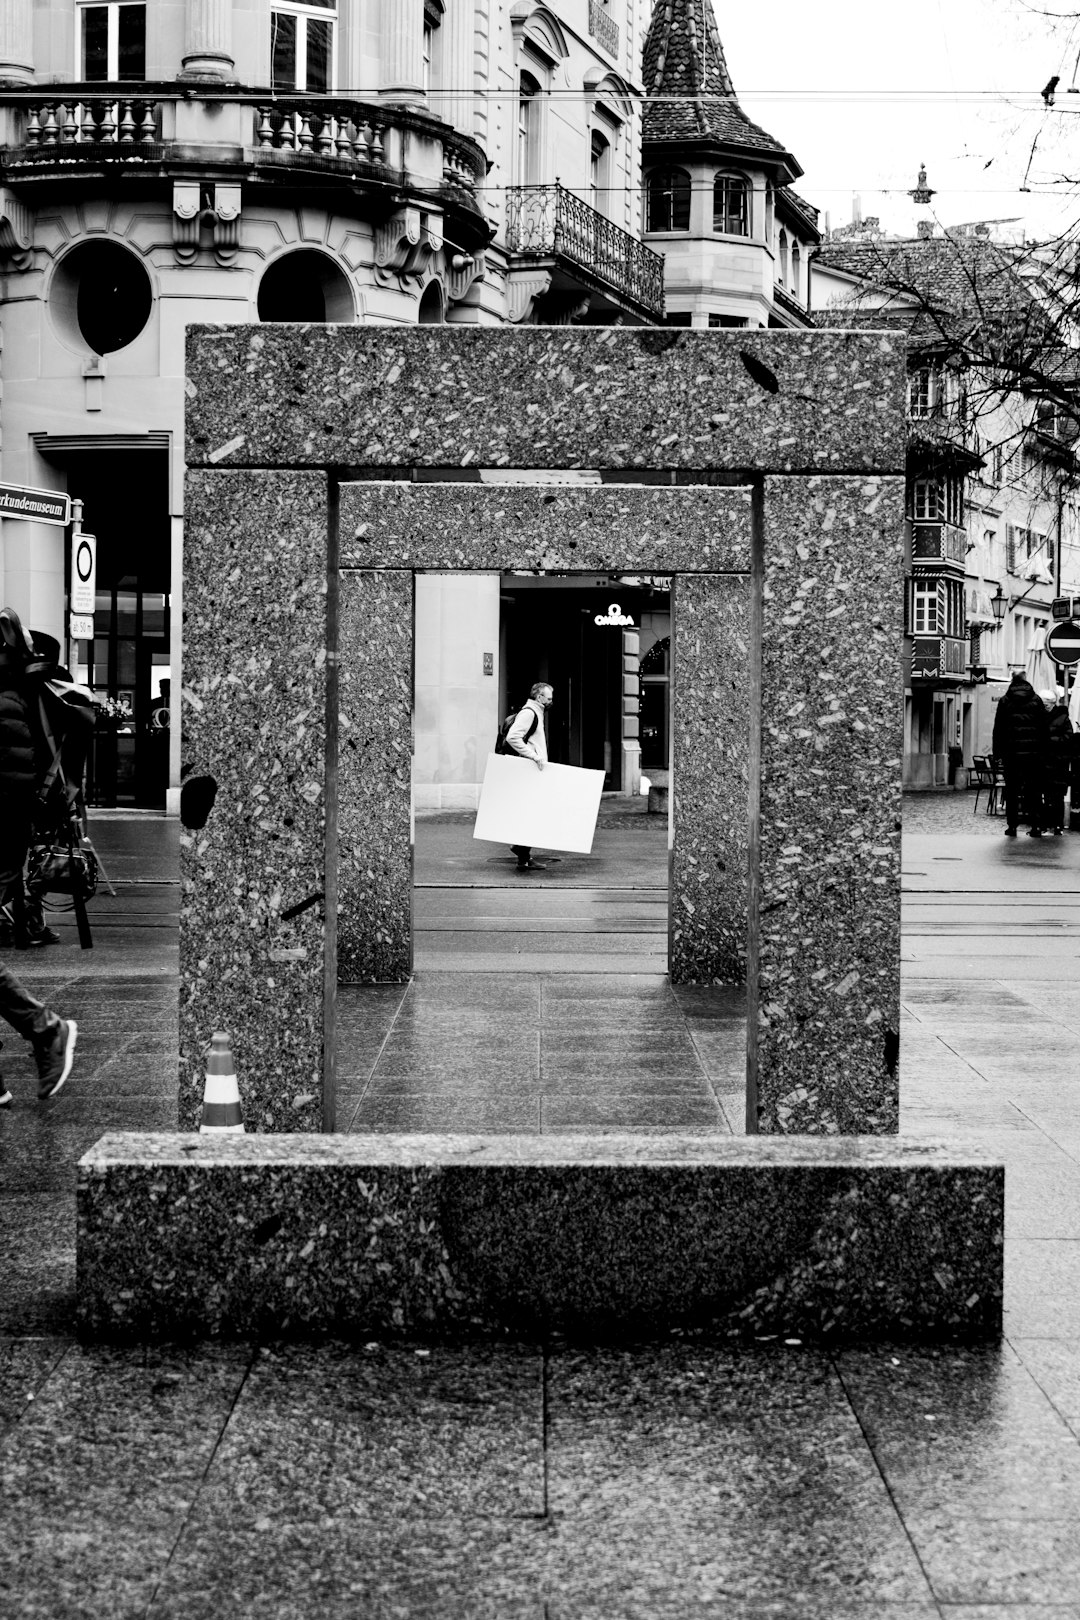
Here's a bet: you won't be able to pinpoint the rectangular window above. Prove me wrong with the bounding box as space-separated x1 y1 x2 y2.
79 2 145 81
913 479 941 521
913 475 963 525
911 581 942 636
271 2 335 93
908 367 935 417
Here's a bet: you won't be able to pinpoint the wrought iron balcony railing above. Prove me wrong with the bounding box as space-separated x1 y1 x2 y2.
588 0 620 56
505 183 665 318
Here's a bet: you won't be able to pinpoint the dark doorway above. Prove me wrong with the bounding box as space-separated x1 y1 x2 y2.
54 448 171 807
500 575 670 791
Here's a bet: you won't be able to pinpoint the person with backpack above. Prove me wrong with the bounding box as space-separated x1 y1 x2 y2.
0 607 78 1106
499 681 553 871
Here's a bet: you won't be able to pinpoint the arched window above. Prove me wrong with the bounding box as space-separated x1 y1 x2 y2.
590 128 611 216
257 249 354 323
713 174 748 235
647 166 690 232
418 280 444 325
517 71 540 187
778 228 789 288
791 243 801 301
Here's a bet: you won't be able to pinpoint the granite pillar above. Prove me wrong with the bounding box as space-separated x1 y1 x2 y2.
180 470 331 1134
339 569 414 982
180 0 235 81
670 573 751 985
748 475 906 1135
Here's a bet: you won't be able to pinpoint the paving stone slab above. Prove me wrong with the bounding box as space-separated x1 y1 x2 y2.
78 1134 1002 1343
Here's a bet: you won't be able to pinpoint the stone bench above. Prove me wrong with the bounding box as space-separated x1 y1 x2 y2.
77 1134 1003 1343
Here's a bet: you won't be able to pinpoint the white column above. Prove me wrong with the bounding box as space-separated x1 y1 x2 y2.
440 0 474 136
380 0 425 107
0 0 33 84
180 0 235 82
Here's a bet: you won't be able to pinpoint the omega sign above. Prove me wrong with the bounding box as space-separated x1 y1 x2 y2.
594 601 635 627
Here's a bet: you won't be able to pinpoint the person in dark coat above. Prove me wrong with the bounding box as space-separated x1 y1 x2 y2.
0 607 77 1106
1039 688 1075 836
992 670 1050 837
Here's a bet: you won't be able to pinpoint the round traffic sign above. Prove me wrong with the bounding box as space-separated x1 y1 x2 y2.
75 538 94 583
1046 620 1080 666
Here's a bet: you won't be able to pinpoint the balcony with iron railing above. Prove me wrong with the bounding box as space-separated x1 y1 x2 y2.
588 0 620 57
505 183 665 321
0 88 487 228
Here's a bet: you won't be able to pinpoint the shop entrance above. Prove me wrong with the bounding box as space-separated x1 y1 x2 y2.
46 447 171 807
499 574 671 793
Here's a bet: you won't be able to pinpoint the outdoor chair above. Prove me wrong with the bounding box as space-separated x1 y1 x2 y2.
971 755 1004 816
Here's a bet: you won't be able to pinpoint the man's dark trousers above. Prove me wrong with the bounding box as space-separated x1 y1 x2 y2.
0 799 59 1042
1003 762 1043 832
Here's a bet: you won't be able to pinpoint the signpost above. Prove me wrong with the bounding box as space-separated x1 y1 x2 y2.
0 481 71 527
70 613 94 642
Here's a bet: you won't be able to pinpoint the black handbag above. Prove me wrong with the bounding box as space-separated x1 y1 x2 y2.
27 825 99 902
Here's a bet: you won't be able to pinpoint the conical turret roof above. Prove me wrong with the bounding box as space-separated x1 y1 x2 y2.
642 0 796 167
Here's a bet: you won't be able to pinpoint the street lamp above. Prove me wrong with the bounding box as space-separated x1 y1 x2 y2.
990 584 1007 623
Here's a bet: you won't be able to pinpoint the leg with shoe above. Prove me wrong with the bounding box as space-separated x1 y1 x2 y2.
509 844 546 872
0 800 76 1107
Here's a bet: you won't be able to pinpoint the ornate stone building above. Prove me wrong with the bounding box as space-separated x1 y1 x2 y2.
0 0 814 808
640 0 819 329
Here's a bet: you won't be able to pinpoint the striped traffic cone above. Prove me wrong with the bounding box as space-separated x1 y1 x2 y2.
199 1031 245 1134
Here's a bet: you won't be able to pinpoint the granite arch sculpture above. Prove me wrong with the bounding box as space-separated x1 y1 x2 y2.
180 325 906 1138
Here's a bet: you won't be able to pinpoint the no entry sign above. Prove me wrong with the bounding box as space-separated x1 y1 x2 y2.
1046 621 1080 666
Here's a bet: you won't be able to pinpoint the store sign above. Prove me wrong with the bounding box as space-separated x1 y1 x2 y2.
594 601 635 627
69 613 94 642
0 481 71 527
70 532 97 615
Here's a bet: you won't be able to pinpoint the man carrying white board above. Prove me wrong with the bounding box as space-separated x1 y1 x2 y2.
505 681 553 871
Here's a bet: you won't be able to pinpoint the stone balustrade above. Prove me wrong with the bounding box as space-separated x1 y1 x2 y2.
20 96 160 148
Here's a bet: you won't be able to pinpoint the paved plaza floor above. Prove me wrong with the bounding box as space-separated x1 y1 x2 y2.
4 795 1080 1614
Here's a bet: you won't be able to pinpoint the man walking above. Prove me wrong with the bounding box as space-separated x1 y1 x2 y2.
0 607 77 1106
506 681 553 872
992 669 1050 838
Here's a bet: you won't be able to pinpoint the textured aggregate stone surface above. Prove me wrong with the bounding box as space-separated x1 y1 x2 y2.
185 325 907 474
77 1134 1003 1343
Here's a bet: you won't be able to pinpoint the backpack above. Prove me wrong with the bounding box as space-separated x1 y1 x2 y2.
495 704 538 755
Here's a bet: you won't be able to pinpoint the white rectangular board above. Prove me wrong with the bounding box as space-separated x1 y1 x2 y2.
473 754 605 854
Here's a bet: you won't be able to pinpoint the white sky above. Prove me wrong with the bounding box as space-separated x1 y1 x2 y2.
712 0 1080 241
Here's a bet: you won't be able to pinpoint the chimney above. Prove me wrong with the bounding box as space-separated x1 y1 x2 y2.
853 193 862 224
917 220 934 240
